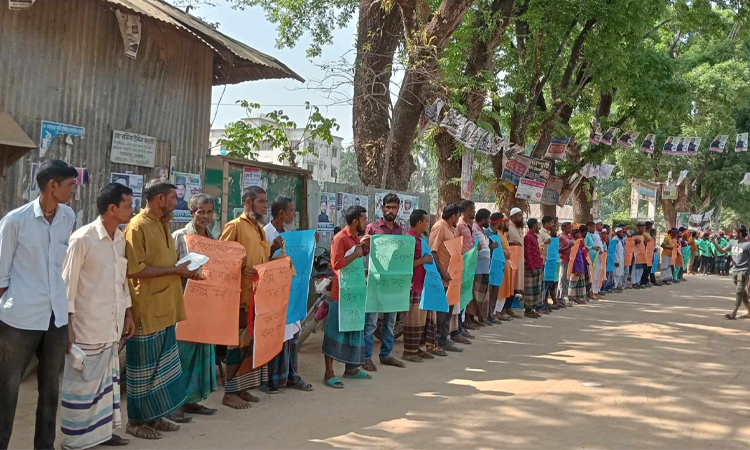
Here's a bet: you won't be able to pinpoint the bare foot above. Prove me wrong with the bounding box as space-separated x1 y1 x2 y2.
237 390 260 403
222 393 252 409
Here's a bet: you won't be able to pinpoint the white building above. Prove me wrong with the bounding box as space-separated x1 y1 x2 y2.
209 115 343 184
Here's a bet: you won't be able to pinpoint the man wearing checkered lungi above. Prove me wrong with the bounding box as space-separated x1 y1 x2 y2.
523 219 545 318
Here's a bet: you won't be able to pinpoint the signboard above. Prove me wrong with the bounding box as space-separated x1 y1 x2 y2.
110 130 156 167
39 120 85 158
539 176 563 206
243 167 262 188
662 185 677 200
676 212 690 229
171 172 202 223
545 136 568 159
515 178 545 201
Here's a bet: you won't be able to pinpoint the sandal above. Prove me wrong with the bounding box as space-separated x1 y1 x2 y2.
323 376 344 389
380 356 406 368
362 358 378 372
401 353 423 363
291 379 314 391
164 412 192 424
126 424 162 440
153 419 180 432
417 349 435 359
101 434 130 446
343 369 372 379
181 403 217 416
428 348 448 357
524 310 540 318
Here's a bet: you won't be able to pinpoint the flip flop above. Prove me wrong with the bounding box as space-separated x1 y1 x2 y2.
323 377 344 389
343 369 372 380
181 403 217 416
126 424 162 440
291 379 314 391
153 419 180 432
725 314 737 320
101 434 130 446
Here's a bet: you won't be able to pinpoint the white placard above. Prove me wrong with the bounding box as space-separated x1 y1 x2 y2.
111 130 157 168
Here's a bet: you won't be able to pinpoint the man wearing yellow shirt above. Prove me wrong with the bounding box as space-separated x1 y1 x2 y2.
219 186 283 409
124 179 201 440
660 228 677 284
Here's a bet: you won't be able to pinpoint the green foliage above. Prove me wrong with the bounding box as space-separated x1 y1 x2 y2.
220 101 340 166
337 146 362 185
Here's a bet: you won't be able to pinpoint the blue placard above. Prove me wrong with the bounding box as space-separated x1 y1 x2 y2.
651 251 659 274
489 234 506 287
419 237 449 312
279 230 317 324
607 239 619 272
543 237 560 282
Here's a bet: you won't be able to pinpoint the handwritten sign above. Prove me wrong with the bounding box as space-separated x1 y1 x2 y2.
624 237 635 267
459 246 478 310
252 257 293 368
366 235 415 312
544 237 560 282
645 239 655 267
338 254 367 332
419 237 449 312
444 237 464 306
279 230 316 324
488 235 506 287
110 130 156 168
176 235 245 346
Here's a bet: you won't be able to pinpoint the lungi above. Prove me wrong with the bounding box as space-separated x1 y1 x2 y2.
403 291 437 352
126 325 186 424
524 268 543 309
466 274 490 321
568 273 587 301
558 262 570 300
267 332 301 389
177 342 217 404
225 326 268 394
61 344 121 450
322 298 365 369
592 254 602 294
660 255 673 282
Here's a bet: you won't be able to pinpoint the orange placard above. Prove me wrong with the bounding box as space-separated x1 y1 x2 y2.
624 237 635 267
634 237 647 265
176 235 245 346
645 239 655 267
444 237 464 306
672 245 682 267
599 250 607 288
498 257 515 299
253 257 292 368
509 245 523 292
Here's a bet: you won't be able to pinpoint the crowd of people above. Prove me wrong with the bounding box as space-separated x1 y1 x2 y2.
1 159 749 450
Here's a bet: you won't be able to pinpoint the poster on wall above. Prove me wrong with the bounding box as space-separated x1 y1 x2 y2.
373 192 419 231
243 167 262 188
110 130 156 167
110 172 144 214
676 212 690 229
640 133 656 154
171 172 202 222
115 9 141 59
709 134 729 153
736 132 748 152
317 193 336 233
9 0 36 9
39 120 85 158
336 193 370 225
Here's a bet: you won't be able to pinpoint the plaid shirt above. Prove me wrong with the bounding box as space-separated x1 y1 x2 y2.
524 231 544 270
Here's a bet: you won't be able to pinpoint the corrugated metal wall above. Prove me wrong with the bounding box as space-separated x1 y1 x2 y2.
0 0 213 226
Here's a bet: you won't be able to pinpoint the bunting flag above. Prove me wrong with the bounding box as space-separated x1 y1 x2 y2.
709 134 729 153
640 133 656 154
600 127 619 146
589 126 603 145
616 130 640 148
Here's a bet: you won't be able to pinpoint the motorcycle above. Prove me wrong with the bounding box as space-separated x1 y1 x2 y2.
299 247 333 346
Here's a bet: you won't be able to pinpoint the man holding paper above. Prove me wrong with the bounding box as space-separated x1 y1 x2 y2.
402 209 441 362
263 196 314 393
61 183 136 449
323 205 371 388
220 186 284 409
169 193 219 423
428 204 463 353
123 179 201 439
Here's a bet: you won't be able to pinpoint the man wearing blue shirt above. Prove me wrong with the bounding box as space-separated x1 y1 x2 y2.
0 160 78 450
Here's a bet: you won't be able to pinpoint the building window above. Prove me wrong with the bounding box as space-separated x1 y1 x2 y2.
331 146 338 157
331 167 337 180
261 141 272 151
307 164 315 173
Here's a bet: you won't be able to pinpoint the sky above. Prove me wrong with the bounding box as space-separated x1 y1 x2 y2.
194 2 358 146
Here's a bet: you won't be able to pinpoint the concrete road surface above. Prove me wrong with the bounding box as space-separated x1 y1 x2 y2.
8 274 750 449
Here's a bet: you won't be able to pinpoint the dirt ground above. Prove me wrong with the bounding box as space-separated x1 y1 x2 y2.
8 274 750 449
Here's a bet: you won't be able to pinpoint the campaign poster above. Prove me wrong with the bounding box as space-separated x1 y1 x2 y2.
317 193 336 233
686 137 701 155
735 132 748 152
617 130 640 148
336 192 370 226
243 167 262 188
662 136 677 155
171 172 202 223
640 133 656 154
600 127 619 146
515 178 545 201
500 156 530 186
539 176 564 206
709 134 729 153
525 158 552 184
589 127 603 145
673 137 688 156
373 192 419 231
545 136 569 159
110 172 144 214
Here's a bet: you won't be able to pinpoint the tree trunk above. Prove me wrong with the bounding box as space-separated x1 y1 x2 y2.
660 182 689 229
435 129 462 210
352 2 403 187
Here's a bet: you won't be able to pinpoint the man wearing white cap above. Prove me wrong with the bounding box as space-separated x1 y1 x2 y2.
506 208 525 317
612 227 627 291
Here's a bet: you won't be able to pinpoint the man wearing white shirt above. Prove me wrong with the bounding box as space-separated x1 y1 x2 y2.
263 197 314 393
61 183 137 449
0 160 78 450
466 209 495 326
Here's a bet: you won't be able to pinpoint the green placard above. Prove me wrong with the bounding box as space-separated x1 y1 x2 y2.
460 246 479 309
338 257 368 332
365 235 416 313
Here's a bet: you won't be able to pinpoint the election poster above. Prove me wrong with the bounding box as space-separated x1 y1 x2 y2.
736 132 748 152
336 192 370 226
243 167 262 188
110 172 144 214
316 193 336 233
589 127 603 145
171 172 202 223
600 127 619 146
373 192 419 231
515 178 545 201
545 136 569 159
662 136 677 155
640 133 656 154
617 130 640 148
709 134 729 153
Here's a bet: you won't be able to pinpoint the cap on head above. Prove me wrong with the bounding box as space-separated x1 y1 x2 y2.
510 207 522 217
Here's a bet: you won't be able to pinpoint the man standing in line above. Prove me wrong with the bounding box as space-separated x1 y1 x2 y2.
429 204 463 353
220 186 283 408
363 193 405 371
263 196 314 393
689 231 699 274
467 208 494 326
323 205 371 387
567 228 589 304
169 194 220 422
538 216 556 311
660 228 676 285
124 179 201 439
631 223 648 289
642 221 655 287
402 209 441 362
712 226 750 320
61 183 137 448
557 222 574 306
491 214 514 321
611 227 627 292
506 208 525 317
453 200 475 341
524 219 545 318
0 160 78 450
698 230 714 275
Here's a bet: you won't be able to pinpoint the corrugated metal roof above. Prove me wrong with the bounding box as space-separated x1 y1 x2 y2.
102 0 305 85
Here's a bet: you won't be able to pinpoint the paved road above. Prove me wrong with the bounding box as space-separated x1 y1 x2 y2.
9 274 750 449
